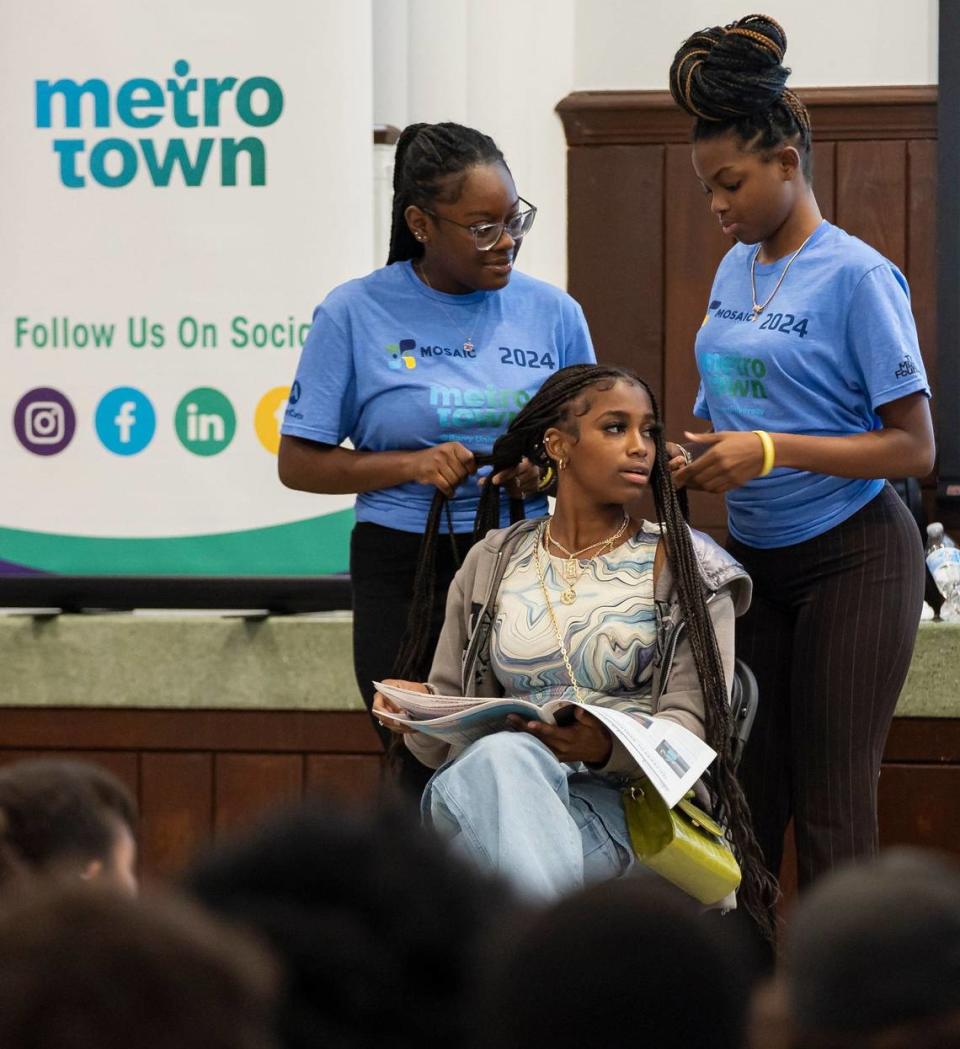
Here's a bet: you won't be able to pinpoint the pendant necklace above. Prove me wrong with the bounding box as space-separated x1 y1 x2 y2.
748 228 817 321
545 513 631 604
416 261 488 353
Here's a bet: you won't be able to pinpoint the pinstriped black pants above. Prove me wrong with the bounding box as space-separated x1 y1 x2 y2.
727 484 924 891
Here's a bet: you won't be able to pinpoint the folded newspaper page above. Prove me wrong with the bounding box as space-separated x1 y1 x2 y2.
373 681 715 807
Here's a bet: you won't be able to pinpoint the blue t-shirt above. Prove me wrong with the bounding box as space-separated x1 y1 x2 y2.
281 260 595 532
694 221 930 548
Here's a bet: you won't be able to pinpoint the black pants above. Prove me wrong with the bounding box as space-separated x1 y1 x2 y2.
350 522 476 798
729 485 924 891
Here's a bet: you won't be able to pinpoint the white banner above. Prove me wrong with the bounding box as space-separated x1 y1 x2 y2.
1 0 373 575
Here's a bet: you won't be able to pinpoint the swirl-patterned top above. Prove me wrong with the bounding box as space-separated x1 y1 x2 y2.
489 524 660 716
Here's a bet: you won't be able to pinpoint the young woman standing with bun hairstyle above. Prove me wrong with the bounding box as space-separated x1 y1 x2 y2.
667 15 935 899
279 122 594 792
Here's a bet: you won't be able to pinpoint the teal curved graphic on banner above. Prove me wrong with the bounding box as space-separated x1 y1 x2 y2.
0 510 354 576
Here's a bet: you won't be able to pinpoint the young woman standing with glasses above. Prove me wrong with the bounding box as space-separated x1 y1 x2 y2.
279 122 595 794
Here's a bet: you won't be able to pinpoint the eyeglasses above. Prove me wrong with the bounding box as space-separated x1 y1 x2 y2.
422 197 537 251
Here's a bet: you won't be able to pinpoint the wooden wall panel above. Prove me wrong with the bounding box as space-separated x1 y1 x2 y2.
663 144 731 531
140 753 213 878
878 764 960 852
813 141 836 223
662 144 731 429
305 754 383 803
835 140 908 269
0 708 953 890
908 140 938 402
0 749 139 798
567 145 664 387
0 708 381 754
214 754 304 837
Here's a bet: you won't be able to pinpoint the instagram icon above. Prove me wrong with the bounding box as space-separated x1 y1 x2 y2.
14 388 76 456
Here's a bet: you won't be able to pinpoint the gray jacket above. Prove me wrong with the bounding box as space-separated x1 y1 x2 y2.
406 517 751 773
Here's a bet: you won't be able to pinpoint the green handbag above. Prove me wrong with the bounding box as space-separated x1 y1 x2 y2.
623 781 741 905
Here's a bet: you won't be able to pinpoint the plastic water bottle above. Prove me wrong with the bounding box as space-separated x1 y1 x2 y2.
925 523 960 621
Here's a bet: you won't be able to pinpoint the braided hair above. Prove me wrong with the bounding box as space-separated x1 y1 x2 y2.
669 13 812 179
471 364 777 935
386 122 506 266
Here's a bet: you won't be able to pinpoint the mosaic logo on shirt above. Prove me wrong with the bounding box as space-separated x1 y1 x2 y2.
702 299 754 325
706 299 811 339
386 339 417 371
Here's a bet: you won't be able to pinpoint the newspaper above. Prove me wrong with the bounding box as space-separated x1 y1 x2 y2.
373 681 716 808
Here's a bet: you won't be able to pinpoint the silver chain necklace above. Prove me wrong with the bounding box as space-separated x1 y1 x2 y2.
749 229 817 321
416 261 489 352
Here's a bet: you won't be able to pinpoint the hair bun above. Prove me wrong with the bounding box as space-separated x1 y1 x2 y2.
670 13 791 122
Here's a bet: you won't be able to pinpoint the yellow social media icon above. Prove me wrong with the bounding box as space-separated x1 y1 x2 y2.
254 386 290 455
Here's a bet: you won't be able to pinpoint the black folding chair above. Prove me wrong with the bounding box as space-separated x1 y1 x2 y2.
729 658 759 768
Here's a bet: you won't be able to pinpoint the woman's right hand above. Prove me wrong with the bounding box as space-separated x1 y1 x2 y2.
665 441 691 483
408 442 476 497
372 679 429 735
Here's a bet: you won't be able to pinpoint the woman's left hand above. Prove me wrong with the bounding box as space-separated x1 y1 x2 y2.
507 707 613 765
489 456 542 498
673 430 766 493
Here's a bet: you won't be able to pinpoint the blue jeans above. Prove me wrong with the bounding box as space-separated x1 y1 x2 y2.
421 732 634 901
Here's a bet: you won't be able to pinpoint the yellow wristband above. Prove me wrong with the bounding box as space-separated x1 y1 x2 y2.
536 464 556 492
752 430 776 477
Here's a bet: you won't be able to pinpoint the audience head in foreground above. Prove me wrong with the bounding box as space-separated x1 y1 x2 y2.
0 759 138 894
784 848 960 1049
0 884 279 1049
185 800 516 1049
477 876 758 1049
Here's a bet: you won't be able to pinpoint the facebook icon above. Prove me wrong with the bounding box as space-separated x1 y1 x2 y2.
95 387 156 456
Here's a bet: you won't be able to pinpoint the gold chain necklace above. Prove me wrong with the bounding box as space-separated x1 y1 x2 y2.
543 512 630 605
415 261 488 353
748 228 817 321
534 522 585 705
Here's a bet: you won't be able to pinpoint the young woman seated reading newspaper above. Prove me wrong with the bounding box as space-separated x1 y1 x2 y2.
373 364 774 928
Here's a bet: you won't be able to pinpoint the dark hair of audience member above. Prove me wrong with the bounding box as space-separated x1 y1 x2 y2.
669 13 813 179
784 848 960 1049
395 363 777 937
0 884 279 1049
0 759 138 890
183 800 518 1049
474 877 759 1049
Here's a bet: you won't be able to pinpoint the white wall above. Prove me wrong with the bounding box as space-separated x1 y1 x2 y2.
574 0 938 89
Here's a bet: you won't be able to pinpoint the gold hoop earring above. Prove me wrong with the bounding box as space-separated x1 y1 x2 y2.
558 458 568 471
